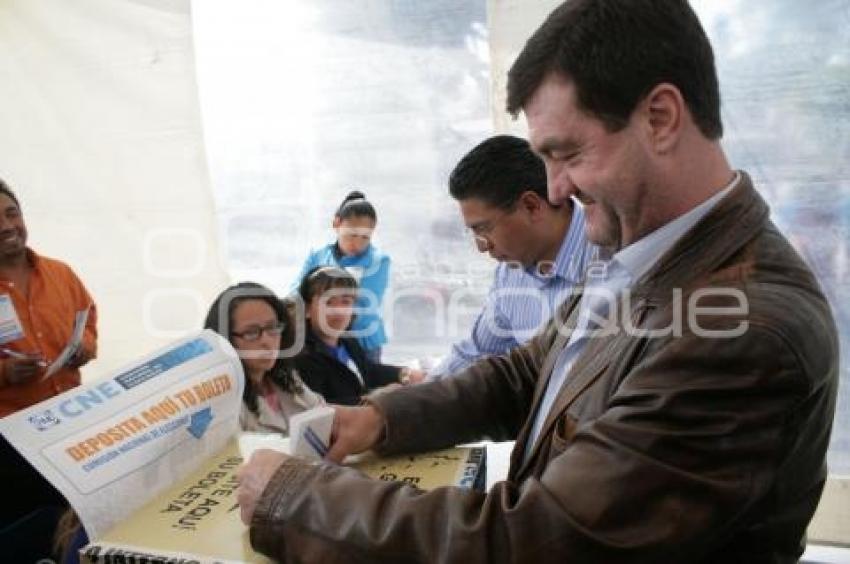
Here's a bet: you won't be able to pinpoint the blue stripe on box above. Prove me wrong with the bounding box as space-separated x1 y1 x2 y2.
303 426 329 458
115 338 213 390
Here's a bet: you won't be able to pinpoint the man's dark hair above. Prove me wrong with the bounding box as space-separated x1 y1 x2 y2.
0 178 21 208
449 135 550 210
507 0 722 139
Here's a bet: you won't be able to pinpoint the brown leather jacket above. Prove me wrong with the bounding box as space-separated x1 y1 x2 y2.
249 174 838 563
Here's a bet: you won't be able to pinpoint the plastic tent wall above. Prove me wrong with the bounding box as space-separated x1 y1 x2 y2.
192 0 497 364
0 0 228 379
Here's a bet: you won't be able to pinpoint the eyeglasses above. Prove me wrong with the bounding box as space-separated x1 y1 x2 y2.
467 205 516 253
231 321 285 342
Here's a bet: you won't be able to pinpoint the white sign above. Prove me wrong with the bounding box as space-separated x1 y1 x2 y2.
0 329 245 539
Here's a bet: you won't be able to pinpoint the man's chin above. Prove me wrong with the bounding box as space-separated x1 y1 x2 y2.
0 246 25 261
583 222 616 249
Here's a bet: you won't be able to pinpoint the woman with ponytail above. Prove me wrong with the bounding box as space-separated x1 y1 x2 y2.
291 191 391 362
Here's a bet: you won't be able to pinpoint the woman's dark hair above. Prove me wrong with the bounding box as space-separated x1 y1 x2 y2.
507 0 722 140
335 190 377 223
204 282 299 413
0 178 21 208
298 266 359 305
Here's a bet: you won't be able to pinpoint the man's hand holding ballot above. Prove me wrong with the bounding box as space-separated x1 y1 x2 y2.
236 403 387 524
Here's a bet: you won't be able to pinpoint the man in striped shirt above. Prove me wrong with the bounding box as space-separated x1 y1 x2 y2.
429 135 596 379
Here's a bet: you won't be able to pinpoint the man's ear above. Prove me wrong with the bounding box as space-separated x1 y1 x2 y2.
642 83 685 155
518 190 545 217
332 216 342 229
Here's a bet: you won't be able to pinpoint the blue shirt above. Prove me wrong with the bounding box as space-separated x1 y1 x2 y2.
291 243 390 351
525 174 741 458
430 205 596 379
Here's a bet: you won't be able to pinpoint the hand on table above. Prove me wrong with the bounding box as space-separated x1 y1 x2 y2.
236 449 291 525
236 404 386 523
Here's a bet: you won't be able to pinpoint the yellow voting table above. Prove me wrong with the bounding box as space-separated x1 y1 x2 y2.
80 438 485 563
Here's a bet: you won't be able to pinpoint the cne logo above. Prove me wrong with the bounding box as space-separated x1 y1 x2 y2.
28 410 61 431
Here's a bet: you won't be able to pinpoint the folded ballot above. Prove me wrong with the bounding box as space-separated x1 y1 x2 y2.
289 405 335 459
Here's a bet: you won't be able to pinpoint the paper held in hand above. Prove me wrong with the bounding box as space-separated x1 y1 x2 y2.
44 305 90 378
289 406 335 459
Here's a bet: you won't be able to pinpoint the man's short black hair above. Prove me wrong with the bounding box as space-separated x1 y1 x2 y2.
507 0 722 140
449 135 549 210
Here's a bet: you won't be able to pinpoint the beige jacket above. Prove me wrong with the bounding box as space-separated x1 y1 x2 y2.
239 369 325 436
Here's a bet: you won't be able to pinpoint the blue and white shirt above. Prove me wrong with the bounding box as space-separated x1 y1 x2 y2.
430 205 596 379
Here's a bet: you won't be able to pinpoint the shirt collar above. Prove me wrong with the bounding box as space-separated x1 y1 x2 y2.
530 203 588 284
614 172 740 284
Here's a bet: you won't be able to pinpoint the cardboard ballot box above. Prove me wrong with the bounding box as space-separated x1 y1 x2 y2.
81 438 486 563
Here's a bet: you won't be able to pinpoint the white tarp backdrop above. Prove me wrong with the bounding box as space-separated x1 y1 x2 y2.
192 0 495 363
0 0 228 378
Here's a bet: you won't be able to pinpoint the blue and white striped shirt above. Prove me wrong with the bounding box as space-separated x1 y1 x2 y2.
430 205 596 379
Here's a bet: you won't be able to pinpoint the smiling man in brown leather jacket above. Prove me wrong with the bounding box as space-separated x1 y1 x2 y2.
236 1 839 562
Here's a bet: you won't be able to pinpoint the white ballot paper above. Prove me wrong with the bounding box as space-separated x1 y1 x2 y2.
0 293 25 345
0 329 245 539
288 406 335 460
45 305 91 378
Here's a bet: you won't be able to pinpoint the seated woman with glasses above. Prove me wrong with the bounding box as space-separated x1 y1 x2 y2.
294 266 425 405
204 282 325 435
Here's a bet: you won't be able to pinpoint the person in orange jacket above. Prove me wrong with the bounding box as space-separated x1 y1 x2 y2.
0 178 97 561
